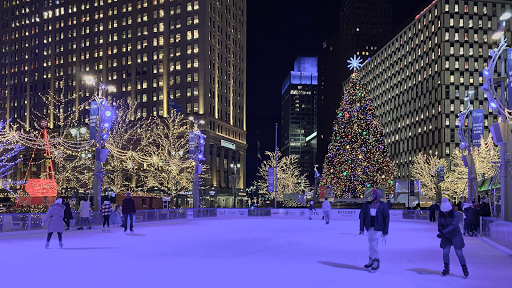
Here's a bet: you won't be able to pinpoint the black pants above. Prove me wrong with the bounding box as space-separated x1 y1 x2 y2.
47 232 62 242
102 215 111 227
63 219 70 228
429 211 436 222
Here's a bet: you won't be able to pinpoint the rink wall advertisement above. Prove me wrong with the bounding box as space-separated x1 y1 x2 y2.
217 209 248 218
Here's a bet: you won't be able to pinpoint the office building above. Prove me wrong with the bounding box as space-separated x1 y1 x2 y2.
359 0 511 179
317 0 392 170
281 56 318 184
0 0 247 206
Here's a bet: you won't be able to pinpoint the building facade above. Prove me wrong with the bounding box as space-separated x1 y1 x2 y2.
0 0 247 205
281 56 318 184
317 0 392 171
359 0 511 179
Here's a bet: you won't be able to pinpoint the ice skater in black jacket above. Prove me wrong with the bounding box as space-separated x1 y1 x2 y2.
359 188 389 272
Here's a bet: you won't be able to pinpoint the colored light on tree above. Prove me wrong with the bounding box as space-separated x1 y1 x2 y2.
322 69 395 198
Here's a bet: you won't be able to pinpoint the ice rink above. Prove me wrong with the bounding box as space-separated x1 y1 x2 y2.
2 217 511 288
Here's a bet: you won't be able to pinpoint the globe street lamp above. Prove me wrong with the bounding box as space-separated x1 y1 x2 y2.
83 76 115 211
189 117 205 209
230 163 240 208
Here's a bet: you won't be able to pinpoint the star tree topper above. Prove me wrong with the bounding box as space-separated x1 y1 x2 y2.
347 55 363 70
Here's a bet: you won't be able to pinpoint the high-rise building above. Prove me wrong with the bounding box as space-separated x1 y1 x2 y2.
359 0 511 179
317 0 392 171
0 0 247 206
281 56 318 183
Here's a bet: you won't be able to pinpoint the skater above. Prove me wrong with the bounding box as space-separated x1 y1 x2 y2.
41 198 65 249
429 202 439 222
322 198 331 224
463 203 479 237
62 200 73 230
359 188 389 272
110 203 121 225
77 197 91 230
438 198 469 277
461 200 471 235
101 200 113 232
122 192 136 232
308 201 316 220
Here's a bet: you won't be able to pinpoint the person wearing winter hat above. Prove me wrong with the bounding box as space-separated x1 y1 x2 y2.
101 200 113 232
308 200 316 220
438 198 469 277
359 188 389 272
41 198 65 249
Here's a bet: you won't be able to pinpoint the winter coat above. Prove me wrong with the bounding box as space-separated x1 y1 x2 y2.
101 202 113 216
359 201 390 234
78 201 90 218
322 201 331 212
461 203 471 218
122 196 136 214
63 202 73 220
438 209 465 250
429 203 439 213
480 202 491 217
463 206 479 226
308 203 316 211
42 203 65 233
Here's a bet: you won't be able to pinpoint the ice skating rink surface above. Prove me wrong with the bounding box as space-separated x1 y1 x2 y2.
2 218 511 288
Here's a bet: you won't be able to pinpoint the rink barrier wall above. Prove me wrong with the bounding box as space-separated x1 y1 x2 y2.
1 209 511 251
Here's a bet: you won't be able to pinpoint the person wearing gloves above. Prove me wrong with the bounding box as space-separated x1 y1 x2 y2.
308 201 316 220
41 198 65 249
438 198 469 277
322 198 331 224
77 197 92 230
359 188 389 272
101 200 113 232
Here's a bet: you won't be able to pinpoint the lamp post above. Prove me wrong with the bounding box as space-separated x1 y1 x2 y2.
481 11 512 221
189 117 205 209
230 163 240 208
457 90 478 201
84 76 115 211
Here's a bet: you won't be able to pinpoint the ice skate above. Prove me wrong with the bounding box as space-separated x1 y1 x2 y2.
59 241 63 248
87 227 92 230
363 257 374 269
370 259 380 272
441 263 450 276
102 228 106 232
77 227 83 230
107 229 111 232
462 265 469 278
45 241 50 249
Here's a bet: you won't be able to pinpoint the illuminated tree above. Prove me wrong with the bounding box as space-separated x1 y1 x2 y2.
322 69 394 198
411 152 447 200
104 100 198 194
441 135 500 198
256 151 309 206
0 120 26 200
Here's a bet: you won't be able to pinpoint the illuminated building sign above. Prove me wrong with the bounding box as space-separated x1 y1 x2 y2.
221 140 236 150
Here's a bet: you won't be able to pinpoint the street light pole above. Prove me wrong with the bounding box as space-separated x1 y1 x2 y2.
231 163 240 208
189 117 205 209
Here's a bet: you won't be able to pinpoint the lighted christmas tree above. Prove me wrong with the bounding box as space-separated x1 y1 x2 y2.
322 56 394 198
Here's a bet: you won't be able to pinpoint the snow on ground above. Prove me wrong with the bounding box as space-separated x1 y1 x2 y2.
1 218 511 288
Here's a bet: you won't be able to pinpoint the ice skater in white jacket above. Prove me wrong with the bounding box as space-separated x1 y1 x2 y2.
322 198 331 224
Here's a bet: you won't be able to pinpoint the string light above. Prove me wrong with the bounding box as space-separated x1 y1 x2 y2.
256 151 309 206
322 69 395 198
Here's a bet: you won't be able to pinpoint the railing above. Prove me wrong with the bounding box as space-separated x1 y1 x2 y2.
481 217 512 251
1 208 511 252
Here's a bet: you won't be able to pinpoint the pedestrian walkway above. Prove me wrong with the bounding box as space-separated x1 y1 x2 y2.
2 218 511 288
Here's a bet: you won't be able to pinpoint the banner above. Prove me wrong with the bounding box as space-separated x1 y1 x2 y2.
188 132 196 159
89 101 98 141
268 167 275 192
472 109 484 147
508 49 512 98
217 209 248 218
318 186 327 200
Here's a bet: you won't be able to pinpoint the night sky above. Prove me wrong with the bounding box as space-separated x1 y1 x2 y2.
245 0 432 186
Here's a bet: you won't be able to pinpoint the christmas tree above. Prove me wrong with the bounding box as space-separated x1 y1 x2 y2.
322 57 394 198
